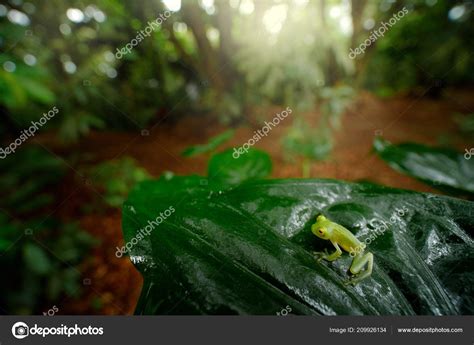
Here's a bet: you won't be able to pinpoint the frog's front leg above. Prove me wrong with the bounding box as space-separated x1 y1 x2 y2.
319 240 342 262
345 251 373 285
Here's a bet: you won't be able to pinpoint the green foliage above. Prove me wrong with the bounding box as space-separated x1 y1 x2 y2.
59 113 106 143
2 0 352 125
87 156 151 208
283 118 333 161
23 242 52 275
373 137 474 197
123 151 474 315
0 64 55 109
235 2 352 111
2 0 473 140
282 86 353 164
454 113 474 138
363 0 474 95
0 147 96 314
0 147 64 213
0 0 190 139
0 23 55 111
202 91 244 125
181 130 235 157
0 15 58 137
320 86 354 131
0 216 97 314
208 148 272 188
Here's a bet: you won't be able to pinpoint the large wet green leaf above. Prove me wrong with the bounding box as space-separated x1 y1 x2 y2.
373 137 474 196
123 176 474 315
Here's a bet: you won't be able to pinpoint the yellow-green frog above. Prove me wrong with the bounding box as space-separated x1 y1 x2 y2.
311 215 373 285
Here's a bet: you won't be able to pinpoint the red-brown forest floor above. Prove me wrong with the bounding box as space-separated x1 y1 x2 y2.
42 89 474 315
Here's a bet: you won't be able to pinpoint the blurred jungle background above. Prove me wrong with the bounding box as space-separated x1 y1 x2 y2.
0 0 473 315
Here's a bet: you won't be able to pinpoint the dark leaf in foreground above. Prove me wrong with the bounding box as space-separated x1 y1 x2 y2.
123 176 474 315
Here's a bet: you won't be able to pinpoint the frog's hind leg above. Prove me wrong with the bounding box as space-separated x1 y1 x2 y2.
347 252 373 285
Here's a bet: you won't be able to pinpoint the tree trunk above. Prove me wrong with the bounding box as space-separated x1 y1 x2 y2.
351 0 368 76
319 0 339 85
181 2 227 92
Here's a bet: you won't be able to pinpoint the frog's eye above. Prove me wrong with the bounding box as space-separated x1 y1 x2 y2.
318 228 324 234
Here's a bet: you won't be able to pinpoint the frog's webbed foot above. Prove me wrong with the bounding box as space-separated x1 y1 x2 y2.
344 276 361 286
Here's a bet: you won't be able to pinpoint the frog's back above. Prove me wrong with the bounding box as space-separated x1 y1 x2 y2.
331 223 363 252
